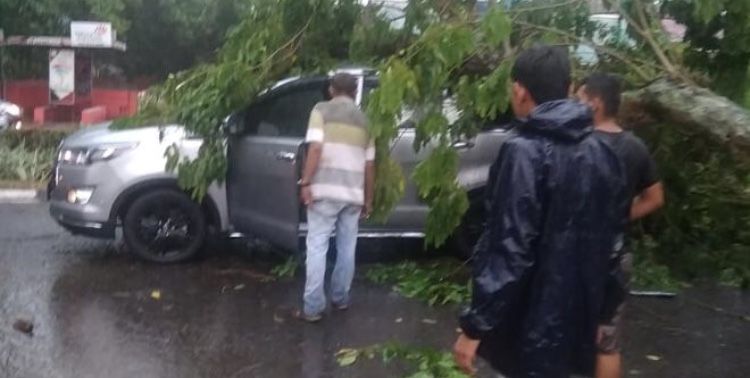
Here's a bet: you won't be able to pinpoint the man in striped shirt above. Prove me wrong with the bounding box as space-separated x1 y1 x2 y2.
297 73 375 322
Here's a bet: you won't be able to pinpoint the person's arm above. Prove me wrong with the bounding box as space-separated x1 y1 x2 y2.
300 108 325 206
454 140 542 374
459 140 542 338
630 182 664 221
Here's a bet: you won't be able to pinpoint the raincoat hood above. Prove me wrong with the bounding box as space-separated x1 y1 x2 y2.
522 99 593 142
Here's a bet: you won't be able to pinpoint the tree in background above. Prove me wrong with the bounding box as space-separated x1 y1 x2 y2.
0 0 249 81
662 0 750 106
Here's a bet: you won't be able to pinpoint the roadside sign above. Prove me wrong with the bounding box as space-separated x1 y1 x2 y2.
49 49 75 104
71 22 114 48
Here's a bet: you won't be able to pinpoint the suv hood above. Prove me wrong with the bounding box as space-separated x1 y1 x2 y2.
62 122 188 148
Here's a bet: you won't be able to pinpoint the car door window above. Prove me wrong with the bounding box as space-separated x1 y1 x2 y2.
245 83 326 138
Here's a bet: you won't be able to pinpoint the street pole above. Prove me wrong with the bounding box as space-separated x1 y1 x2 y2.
0 29 6 99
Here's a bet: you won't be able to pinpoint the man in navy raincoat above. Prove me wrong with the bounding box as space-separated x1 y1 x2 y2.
453 46 628 377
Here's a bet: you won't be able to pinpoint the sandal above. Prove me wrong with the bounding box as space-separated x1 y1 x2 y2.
293 309 323 323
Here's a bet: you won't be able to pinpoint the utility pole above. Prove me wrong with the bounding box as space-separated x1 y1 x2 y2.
0 29 6 99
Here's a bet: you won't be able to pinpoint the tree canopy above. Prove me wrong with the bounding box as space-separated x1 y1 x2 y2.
0 0 249 80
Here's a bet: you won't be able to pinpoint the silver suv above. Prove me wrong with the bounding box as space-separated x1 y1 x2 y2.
48 69 510 263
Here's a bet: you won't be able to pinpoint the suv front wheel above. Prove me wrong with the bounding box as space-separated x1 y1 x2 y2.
123 189 207 263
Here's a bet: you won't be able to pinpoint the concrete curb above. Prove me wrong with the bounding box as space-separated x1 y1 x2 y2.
0 189 45 204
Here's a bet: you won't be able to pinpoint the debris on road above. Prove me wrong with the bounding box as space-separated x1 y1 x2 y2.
13 318 33 335
630 290 677 298
646 354 663 361
150 290 162 300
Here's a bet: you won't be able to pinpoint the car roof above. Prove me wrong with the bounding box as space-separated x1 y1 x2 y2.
260 67 377 96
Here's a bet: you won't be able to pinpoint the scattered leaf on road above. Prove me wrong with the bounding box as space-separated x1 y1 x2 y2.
335 348 360 367
646 354 662 361
421 318 437 325
13 319 33 335
273 314 285 324
395 318 403 323
234 284 246 291
150 290 161 300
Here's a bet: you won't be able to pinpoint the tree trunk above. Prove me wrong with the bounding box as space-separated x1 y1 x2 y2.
621 78 750 157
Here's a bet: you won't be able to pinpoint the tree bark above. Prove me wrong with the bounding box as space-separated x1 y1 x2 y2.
621 78 750 157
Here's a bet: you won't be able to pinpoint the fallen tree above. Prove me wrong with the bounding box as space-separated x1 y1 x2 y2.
623 79 750 158
119 0 749 284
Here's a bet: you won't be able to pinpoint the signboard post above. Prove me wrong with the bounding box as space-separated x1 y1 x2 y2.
75 53 92 103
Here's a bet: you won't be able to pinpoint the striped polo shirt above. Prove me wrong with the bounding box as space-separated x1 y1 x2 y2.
305 96 375 205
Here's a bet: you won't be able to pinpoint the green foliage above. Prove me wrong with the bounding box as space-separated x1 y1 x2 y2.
133 0 362 199
0 129 72 184
336 343 468 378
413 146 469 247
630 236 682 292
270 256 299 279
366 260 470 306
0 129 73 150
0 0 251 79
663 0 750 103
0 141 55 182
635 123 750 287
365 4 512 244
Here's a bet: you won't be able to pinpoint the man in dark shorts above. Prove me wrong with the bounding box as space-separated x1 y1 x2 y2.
577 73 665 378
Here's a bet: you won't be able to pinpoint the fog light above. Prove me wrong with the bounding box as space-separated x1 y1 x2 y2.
67 188 94 204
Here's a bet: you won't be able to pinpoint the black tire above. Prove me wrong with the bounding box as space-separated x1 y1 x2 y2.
123 189 207 263
450 199 485 260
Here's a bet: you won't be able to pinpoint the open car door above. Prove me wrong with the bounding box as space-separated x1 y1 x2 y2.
226 78 328 252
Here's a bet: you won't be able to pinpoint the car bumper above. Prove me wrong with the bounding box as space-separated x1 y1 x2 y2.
47 162 120 239
49 200 116 238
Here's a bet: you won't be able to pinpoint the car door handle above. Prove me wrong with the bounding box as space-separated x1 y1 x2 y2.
275 151 297 162
452 141 475 150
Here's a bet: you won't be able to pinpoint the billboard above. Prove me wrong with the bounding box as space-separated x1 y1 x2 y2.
48 50 93 105
49 49 75 105
71 22 114 48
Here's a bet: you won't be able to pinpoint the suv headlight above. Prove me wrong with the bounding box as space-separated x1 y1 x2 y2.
58 143 138 165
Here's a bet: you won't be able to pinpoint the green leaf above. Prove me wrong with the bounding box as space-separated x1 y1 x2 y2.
335 348 360 367
480 5 512 47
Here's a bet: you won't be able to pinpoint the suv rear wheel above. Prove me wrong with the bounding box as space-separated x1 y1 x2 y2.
123 189 207 263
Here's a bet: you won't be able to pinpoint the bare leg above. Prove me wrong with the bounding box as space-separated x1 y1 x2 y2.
595 352 622 378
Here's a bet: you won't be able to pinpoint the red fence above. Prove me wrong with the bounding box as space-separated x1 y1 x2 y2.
3 80 141 124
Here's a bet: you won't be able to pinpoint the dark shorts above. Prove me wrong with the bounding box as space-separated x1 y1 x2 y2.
597 252 633 354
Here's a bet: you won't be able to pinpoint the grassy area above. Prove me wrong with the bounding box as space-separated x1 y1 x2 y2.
0 129 73 187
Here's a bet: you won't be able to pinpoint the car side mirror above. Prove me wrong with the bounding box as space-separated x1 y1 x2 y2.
221 113 242 136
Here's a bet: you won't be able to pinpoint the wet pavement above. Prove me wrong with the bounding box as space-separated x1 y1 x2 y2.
1 203 749 378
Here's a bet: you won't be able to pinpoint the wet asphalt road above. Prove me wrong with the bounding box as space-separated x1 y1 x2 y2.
1 203 749 378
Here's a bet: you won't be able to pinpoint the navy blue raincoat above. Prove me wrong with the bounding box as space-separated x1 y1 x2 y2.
459 100 628 378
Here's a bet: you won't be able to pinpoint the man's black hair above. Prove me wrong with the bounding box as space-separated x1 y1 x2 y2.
511 45 571 105
330 73 358 98
581 72 622 117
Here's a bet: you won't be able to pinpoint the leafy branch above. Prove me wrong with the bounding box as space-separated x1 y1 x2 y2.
336 343 469 378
